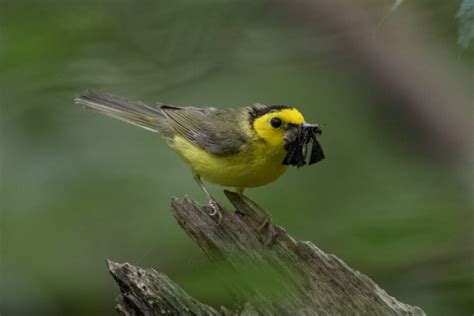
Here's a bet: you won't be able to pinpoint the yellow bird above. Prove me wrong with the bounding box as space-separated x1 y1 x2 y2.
75 91 324 237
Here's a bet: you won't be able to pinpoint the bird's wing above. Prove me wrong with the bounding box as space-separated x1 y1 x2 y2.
159 105 248 156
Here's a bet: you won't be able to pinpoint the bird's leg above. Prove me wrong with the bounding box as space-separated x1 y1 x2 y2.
193 174 222 224
236 188 275 244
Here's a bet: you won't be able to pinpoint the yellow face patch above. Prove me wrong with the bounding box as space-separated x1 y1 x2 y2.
253 108 305 146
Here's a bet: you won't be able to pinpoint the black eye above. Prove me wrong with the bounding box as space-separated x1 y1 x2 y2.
270 117 282 128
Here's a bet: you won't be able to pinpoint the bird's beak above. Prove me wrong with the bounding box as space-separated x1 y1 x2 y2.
282 122 325 167
283 123 300 149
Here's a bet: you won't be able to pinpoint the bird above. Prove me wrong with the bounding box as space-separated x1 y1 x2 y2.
75 91 324 241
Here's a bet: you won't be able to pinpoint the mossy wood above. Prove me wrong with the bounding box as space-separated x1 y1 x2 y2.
107 191 425 315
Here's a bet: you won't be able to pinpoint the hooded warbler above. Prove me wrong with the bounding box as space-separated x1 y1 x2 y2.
75 91 324 235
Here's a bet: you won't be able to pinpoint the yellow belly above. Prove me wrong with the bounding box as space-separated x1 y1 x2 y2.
171 136 289 188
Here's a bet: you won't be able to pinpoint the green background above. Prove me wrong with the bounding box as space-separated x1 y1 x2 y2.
1 0 472 315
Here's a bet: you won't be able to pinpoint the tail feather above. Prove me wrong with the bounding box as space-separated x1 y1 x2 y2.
75 91 166 132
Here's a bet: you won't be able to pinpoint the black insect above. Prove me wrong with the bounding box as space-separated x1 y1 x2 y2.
282 123 325 167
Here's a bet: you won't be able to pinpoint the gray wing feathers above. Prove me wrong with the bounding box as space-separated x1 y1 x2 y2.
75 91 247 156
160 106 247 156
160 106 203 140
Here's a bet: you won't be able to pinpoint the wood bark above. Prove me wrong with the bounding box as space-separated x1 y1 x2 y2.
107 191 425 315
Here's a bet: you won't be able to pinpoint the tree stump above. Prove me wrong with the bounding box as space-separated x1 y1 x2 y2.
107 191 425 315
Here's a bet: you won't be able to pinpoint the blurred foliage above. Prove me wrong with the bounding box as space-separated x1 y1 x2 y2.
391 0 405 11
457 0 474 48
1 0 473 315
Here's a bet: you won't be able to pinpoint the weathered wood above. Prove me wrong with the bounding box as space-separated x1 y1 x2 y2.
107 191 425 315
107 260 224 316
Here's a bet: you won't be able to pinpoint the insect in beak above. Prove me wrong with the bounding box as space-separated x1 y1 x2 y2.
282 123 325 167
303 123 322 135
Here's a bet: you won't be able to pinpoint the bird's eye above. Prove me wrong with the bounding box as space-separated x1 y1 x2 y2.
270 117 282 128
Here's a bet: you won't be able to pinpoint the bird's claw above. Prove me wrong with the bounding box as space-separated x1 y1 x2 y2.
208 199 223 224
238 195 275 245
258 216 276 245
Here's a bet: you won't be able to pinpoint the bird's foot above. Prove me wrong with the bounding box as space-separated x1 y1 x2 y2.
236 192 276 245
208 199 223 224
258 215 276 245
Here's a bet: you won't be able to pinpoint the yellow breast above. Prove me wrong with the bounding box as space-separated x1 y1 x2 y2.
171 135 289 188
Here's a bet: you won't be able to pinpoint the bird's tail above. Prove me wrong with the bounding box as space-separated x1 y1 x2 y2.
74 91 166 133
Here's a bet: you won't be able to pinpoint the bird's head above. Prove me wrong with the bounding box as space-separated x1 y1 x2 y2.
249 105 325 167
